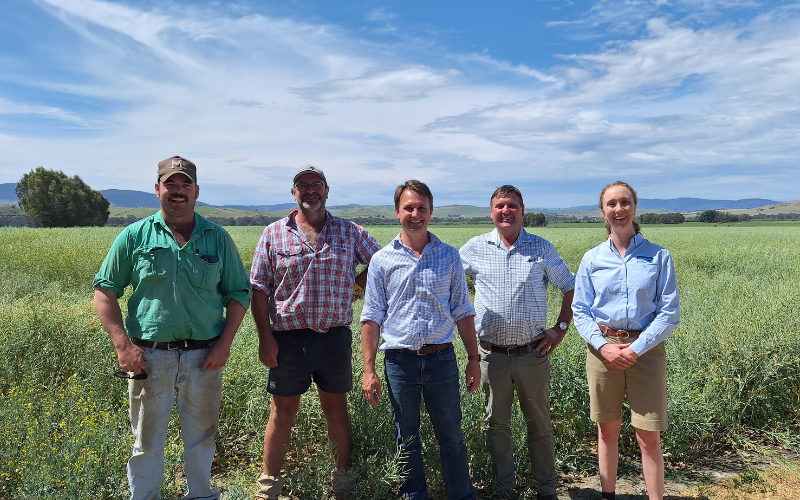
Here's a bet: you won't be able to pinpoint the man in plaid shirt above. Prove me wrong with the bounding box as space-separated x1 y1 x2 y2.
250 165 381 500
459 185 574 500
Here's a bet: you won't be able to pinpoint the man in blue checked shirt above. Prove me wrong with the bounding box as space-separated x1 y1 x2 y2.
361 179 481 500
460 185 574 500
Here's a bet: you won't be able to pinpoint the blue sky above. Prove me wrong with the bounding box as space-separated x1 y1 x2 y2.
1 0 798 207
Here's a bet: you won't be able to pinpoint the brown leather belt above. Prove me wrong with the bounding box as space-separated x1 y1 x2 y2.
395 343 452 356
598 325 642 339
480 340 540 356
132 336 220 351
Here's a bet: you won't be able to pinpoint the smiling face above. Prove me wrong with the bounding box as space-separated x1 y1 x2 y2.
395 188 432 237
155 173 198 222
291 172 328 212
601 185 637 232
491 193 524 238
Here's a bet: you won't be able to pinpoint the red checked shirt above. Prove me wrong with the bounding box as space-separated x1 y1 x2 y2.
250 210 381 332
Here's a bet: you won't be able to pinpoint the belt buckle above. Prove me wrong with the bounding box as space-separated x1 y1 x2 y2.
168 340 188 350
617 329 630 339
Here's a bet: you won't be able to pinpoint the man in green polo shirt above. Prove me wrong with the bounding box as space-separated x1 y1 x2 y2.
93 156 251 500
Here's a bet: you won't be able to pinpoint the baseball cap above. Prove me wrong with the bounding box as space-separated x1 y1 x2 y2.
158 156 197 183
293 164 326 184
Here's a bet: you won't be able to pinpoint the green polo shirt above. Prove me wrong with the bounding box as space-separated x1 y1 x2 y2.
93 211 251 342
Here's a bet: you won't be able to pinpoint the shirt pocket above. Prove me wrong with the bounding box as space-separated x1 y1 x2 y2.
520 258 547 295
422 265 451 302
629 260 659 294
185 252 222 291
133 246 173 284
275 243 305 271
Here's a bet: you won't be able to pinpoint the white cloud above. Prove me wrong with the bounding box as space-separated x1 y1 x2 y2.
1 0 799 206
291 66 460 103
0 97 88 125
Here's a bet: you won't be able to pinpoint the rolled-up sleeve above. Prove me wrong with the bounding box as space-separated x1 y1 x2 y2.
448 249 476 322
220 232 252 311
93 230 132 297
360 253 388 325
542 243 575 293
250 229 273 295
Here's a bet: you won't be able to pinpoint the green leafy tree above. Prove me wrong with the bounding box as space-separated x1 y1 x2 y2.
522 212 547 227
15 167 110 227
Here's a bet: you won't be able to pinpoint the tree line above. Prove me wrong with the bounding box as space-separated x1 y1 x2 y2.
7 167 797 228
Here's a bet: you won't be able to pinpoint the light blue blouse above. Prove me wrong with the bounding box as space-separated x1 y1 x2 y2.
572 233 680 355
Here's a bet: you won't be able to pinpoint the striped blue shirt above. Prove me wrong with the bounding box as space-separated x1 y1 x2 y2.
460 228 575 345
572 233 680 356
360 232 476 350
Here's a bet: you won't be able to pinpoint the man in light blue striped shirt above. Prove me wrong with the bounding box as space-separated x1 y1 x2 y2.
460 185 574 500
361 180 480 500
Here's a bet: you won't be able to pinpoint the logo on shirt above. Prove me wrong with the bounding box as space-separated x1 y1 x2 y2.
636 256 654 263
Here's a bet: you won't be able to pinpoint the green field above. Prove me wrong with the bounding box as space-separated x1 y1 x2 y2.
1 225 798 499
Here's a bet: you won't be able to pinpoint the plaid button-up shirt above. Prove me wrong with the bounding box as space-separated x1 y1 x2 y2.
250 210 381 333
460 228 575 346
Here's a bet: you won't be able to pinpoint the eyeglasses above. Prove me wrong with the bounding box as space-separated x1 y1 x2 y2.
294 182 326 192
114 370 148 380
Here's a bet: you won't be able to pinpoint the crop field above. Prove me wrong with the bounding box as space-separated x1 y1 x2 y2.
1 224 799 499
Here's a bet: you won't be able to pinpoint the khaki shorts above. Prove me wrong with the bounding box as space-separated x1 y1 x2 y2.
586 337 668 432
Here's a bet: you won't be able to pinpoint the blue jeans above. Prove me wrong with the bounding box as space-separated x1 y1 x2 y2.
127 345 222 500
383 347 475 500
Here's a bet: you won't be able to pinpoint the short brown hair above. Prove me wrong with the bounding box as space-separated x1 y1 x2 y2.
490 185 524 207
394 180 433 210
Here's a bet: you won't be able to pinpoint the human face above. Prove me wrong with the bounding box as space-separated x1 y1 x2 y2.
291 173 328 211
601 185 637 231
155 173 198 221
491 194 524 236
395 189 432 237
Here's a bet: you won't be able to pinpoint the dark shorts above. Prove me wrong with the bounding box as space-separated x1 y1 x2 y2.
267 326 353 397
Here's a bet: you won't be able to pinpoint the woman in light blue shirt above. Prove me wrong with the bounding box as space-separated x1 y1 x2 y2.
572 181 680 500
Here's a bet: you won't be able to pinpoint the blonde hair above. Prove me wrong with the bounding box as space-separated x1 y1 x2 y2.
599 181 641 238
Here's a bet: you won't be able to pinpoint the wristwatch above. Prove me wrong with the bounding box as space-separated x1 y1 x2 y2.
556 321 569 331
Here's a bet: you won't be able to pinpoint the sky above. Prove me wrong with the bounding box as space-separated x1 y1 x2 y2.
1 0 798 208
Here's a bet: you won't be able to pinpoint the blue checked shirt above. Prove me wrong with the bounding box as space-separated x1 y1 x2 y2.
572 233 680 356
360 232 476 350
460 228 575 346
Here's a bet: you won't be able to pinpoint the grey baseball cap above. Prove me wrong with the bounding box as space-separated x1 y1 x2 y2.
293 164 326 184
158 156 197 183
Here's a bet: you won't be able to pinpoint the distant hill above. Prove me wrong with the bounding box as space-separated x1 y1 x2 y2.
0 183 17 204
0 183 786 214
0 184 161 208
101 189 160 208
217 203 297 211
570 197 778 212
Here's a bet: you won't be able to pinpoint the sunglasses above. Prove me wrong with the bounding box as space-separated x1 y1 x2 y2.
114 370 148 380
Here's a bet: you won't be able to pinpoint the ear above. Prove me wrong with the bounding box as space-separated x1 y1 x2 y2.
195 184 199 199
155 182 161 196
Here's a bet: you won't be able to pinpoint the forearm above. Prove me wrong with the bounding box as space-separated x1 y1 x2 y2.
455 316 479 357
251 290 275 340
361 321 381 375
216 301 246 349
558 289 575 324
93 288 130 349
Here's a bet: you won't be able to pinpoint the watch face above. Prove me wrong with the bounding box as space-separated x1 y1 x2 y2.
559 322 569 330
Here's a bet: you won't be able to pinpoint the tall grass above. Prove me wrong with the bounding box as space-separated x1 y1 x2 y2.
1 225 799 498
